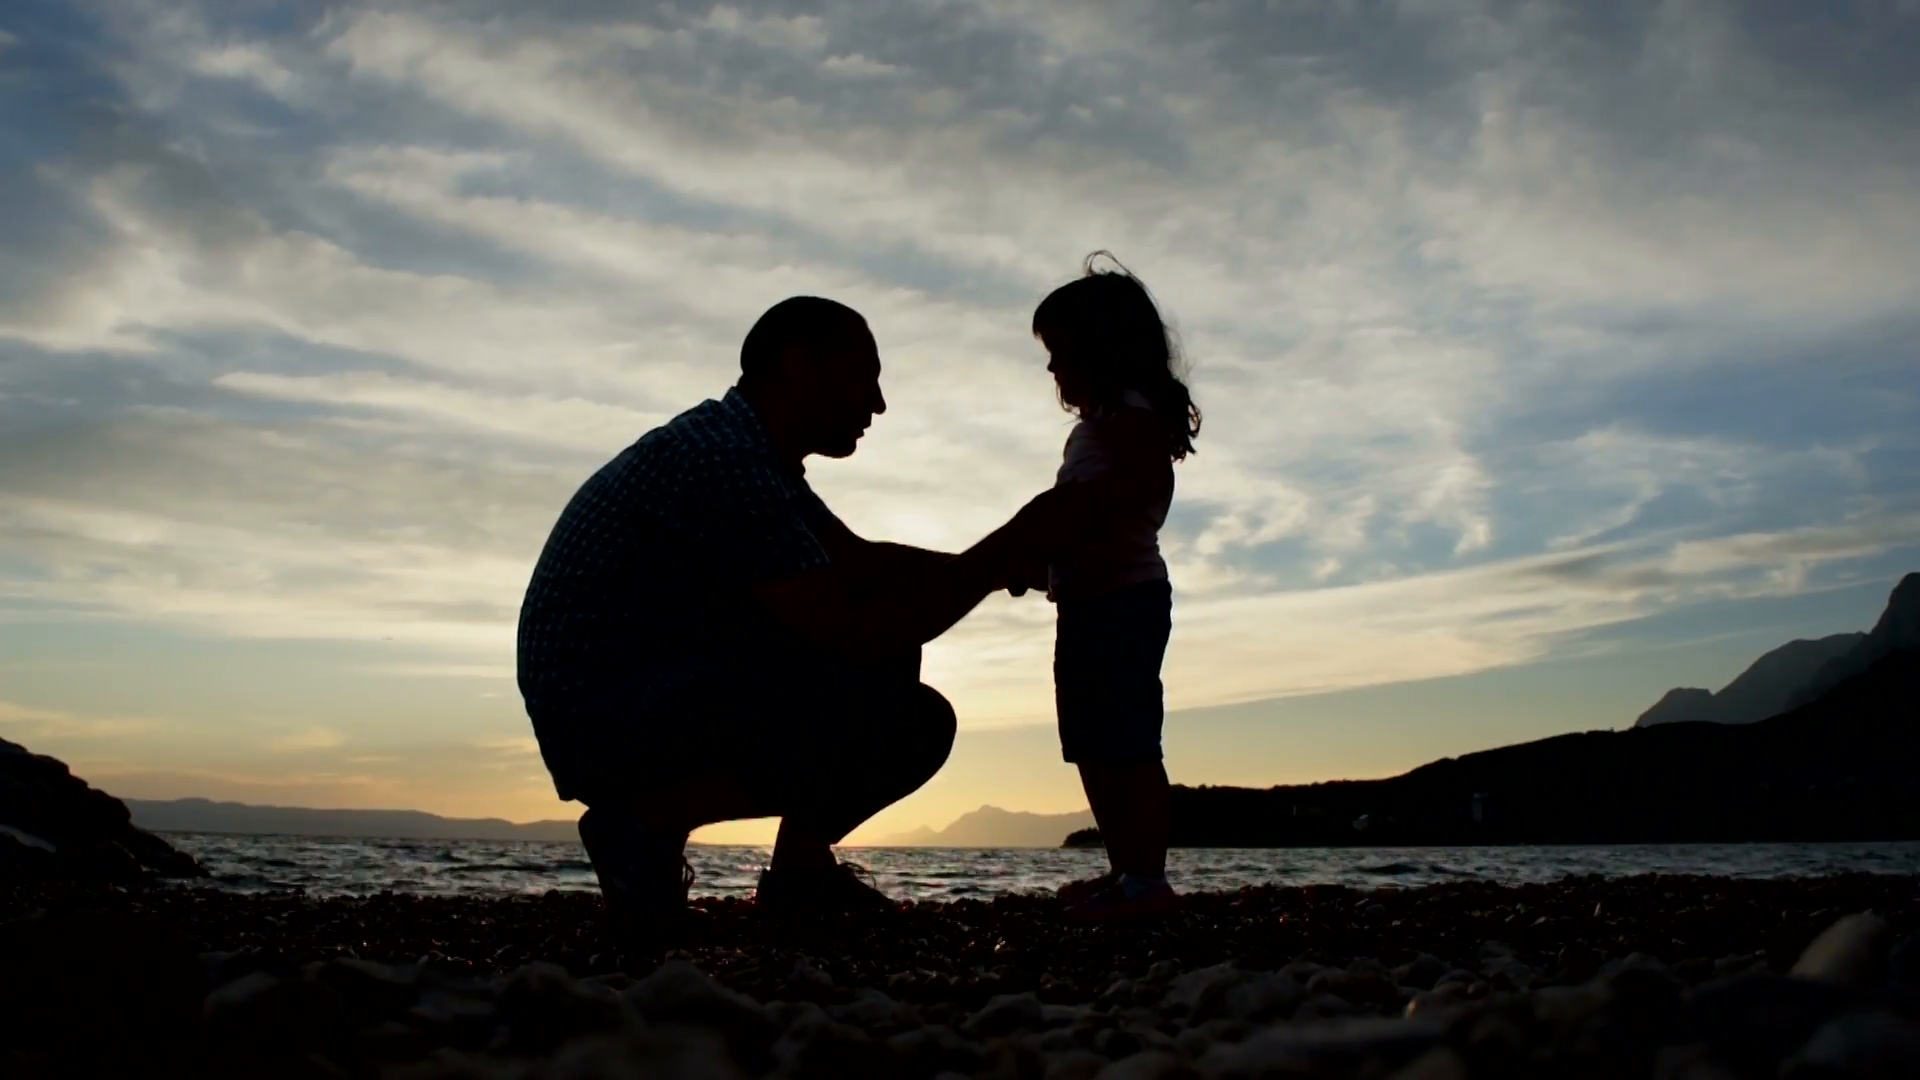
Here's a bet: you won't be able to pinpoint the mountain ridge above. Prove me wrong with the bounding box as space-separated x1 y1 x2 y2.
1634 572 1917 727
1633 632 1863 727
126 797 582 842
875 804 1094 847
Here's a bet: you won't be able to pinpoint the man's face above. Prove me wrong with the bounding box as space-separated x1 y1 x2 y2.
800 324 886 459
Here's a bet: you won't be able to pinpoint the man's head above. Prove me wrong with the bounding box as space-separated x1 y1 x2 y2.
738 296 884 460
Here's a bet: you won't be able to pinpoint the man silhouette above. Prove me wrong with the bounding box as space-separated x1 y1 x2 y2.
518 297 1047 920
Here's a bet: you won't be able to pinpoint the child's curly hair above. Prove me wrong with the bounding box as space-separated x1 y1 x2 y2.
1032 251 1201 460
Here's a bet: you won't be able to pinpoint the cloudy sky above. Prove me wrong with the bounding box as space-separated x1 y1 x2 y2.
2 0 1916 844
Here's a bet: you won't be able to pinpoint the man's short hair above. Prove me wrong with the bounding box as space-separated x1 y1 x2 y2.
740 296 867 381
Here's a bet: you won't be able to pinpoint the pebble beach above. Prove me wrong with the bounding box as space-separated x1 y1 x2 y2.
7 872 1920 1078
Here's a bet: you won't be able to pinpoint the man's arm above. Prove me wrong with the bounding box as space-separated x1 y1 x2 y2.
751 497 1051 660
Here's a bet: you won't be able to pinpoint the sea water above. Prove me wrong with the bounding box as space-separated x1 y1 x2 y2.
165 833 1920 900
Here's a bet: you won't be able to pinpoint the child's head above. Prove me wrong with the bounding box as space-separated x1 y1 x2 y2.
1032 252 1201 459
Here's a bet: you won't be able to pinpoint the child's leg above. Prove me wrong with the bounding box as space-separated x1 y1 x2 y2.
1078 760 1169 879
1056 579 1174 885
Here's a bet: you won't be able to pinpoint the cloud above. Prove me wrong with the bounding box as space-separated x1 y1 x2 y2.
0 0 1916 758
0 700 157 740
269 726 347 752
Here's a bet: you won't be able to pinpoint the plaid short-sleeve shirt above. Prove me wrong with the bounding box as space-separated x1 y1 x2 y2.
516 387 837 729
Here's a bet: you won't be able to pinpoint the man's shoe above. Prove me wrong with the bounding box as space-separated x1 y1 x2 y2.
1056 870 1117 905
1063 874 1180 923
577 808 694 922
755 861 897 917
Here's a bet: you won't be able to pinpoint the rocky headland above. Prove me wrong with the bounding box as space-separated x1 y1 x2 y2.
0 737 205 884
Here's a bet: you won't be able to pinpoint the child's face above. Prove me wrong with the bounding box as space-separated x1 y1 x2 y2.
1042 329 1094 409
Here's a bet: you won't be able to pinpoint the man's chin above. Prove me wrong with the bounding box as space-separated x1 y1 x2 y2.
820 438 861 459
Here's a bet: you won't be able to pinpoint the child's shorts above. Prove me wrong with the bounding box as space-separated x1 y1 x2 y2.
1053 577 1172 763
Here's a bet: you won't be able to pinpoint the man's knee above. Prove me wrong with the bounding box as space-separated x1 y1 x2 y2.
900 683 957 778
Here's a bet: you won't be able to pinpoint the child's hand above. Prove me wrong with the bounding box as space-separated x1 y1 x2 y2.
1004 555 1049 597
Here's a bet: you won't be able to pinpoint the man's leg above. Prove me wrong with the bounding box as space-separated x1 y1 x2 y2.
768 681 957 847
568 653 955 914
748 664 956 912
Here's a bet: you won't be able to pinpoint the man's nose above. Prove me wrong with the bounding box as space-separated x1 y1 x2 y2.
872 387 887 416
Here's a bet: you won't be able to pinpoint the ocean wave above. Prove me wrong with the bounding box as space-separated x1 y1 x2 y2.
1355 862 1478 877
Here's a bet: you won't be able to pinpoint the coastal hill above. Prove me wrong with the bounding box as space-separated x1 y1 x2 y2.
1635 571 1918 726
1078 572 1918 848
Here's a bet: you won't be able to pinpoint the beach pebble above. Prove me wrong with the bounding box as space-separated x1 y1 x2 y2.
1199 1016 1443 1076
1096 1049 1200 1079
1389 1046 1469 1080
786 959 834 994
1159 962 1243 1020
1793 911 1893 987
1403 984 1473 1019
1307 966 1399 1007
624 961 777 1071
831 987 907 1030
1220 972 1305 1022
1780 1012 1920 1078
1649 1043 1741 1080
1292 992 1361 1021
1483 956 1535 991
1597 952 1669 979
494 961 631 1053
204 970 347 1052
887 1024 987 1077
1688 974 1863 1073
547 1028 744 1080
1044 1048 1108 1080
775 1016 898 1078
965 991 1046 1036
312 956 421 1021
1478 940 1517 963
1392 954 1449 991
408 989 500 1050
1890 934 1920 986
1095 978 1134 1010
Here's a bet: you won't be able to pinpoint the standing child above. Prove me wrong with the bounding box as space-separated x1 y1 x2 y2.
1027 253 1200 922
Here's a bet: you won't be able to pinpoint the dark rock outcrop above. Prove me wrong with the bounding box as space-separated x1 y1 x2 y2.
1634 633 1864 727
0 738 206 883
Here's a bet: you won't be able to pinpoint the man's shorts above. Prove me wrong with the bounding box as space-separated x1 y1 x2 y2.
534 649 944 807
1053 577 1172 763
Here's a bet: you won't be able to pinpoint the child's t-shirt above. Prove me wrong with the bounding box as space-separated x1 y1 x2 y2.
1048 389 1174 603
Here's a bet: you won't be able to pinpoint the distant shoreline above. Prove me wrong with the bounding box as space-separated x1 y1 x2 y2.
156 829 1920 852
